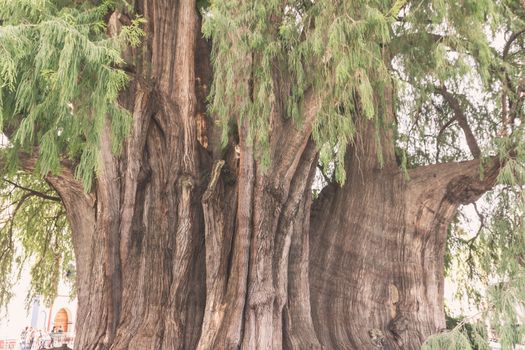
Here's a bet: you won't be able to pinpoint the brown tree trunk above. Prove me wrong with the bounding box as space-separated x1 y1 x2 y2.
309 119 499 349
42 3 501 350
46 2 321 349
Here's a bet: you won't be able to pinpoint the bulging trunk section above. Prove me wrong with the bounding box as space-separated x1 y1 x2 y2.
309 149 499 349
310 170 448 349
55 1 206 349
196 134 322 349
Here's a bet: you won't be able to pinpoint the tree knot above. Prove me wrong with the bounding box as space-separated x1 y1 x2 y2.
388 313 409 347
203 160 225 202
368 328 385 348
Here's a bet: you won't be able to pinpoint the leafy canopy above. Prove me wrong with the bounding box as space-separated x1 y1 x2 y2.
0 0 143 190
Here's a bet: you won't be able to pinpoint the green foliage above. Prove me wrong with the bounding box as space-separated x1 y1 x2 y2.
204 0 524 183
0 173 71 309
422 315 491 350
395 8 525 342
0 0 143 190
0 1 523 344
203 3 525 345
203 0 392 181
0 0 144 309
444 184 525 349
423 330 475 350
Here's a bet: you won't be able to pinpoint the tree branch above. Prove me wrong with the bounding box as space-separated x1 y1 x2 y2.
390 32 458 57
0 150 91 206
409 157 501 206
434 87 481 159
434 101 457 162
2 178 61 202
501 28 525 133
0 193 31 262
502 28 525 61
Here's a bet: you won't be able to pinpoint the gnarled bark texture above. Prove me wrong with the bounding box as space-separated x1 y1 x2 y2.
308 105 498 349
309 151 498 350
41 2 500 350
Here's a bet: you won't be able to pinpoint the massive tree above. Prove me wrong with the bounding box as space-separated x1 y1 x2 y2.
0 0 524 349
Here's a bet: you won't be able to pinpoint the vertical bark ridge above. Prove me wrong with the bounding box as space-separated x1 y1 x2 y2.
241 171 282 349
241 142 319 349
119 87 153 265
222 120 255 348
172 0 198 176
199 160 229 348
197 118 254 350
283 174 322 349
70 1 205 349
98 125 123 342
272 140 319 350
163 2 201 341
46 171 99 349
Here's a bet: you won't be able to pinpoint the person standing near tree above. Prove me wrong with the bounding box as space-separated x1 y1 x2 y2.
19 327 28 350
30 329 41 350
26 328 34 350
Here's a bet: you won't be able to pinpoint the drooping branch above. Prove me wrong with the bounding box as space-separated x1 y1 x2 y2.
501 28 525 132
434 87 481 159
390 33 460 57
435 106 458 162
2 178 61 202
0 193 30 262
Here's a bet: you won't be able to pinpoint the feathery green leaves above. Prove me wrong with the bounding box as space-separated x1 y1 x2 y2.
0 0 143 190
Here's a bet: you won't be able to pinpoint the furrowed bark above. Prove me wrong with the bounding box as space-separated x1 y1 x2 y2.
196 37 322 350
26 2 504 350
308 70 499 349
280 142 322 350
309 116 499 350
197 118 320 349
62 2 206 349
64 7 324 341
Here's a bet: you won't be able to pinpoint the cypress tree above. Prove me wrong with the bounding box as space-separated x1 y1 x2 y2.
0 0 524 349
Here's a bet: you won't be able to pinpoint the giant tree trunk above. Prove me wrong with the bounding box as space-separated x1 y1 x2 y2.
43 2 500 350
47 2 321 349
309 157 497 349
309 118 499 349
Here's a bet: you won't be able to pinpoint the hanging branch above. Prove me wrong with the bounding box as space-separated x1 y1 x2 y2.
0 193 31 262
501 28 525 134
